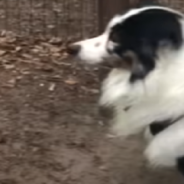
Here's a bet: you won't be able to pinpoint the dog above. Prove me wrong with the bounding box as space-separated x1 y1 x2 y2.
67 2 184 175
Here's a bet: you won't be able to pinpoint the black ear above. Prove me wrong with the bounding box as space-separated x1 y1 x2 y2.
126 43 156 82
130 60 148 82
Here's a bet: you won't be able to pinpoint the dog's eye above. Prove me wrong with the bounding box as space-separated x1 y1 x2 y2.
109 32 119 43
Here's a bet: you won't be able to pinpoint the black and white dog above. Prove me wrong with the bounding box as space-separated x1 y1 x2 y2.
67 3 184 175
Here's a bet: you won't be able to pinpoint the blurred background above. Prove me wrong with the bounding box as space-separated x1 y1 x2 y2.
0 0 183 40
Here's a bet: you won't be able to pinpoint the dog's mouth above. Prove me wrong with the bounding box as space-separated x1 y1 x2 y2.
76 57 131 70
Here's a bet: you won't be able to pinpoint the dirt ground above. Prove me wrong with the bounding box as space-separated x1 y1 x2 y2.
0 33 182 184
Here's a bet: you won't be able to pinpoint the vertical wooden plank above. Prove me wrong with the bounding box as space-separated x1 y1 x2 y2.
98 0 130 33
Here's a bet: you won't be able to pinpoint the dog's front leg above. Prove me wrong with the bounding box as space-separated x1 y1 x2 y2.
145 117 184 168
111 96 184 137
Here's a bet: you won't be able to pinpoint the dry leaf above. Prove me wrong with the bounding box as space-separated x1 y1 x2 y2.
49 83 56 91
0 50 7 56
39 83 45 87
41 65 54 72
4 64 15 70
15 46 22 52
50 47 61 53
81 86 99 94
64 77 78 85
22 53 33 59
49 37 62 45
3 78 17 88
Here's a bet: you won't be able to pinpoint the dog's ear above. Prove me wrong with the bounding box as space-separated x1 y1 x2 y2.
122 51 145 81
133 45 155 82
123 44 155 82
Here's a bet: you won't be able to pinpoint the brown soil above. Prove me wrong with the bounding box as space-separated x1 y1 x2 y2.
0 33 182 184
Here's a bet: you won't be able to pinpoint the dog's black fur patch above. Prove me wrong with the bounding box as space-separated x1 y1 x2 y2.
109 8 183 82
149 117 184 176
149 123 170 135
149 115 184 135
177 157 184 175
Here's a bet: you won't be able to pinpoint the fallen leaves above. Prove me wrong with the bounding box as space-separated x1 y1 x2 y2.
0 32 99 99
0 32 68 70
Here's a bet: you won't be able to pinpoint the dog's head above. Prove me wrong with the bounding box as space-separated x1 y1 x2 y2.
67 6 183 82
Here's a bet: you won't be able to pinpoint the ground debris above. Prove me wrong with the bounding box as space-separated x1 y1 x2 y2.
64 76 79 85
49 83 56 91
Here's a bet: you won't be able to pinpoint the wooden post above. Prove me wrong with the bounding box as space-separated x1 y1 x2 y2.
98 0 131 33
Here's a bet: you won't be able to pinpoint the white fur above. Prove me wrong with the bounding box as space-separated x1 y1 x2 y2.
110 47 184 137
145 118 184 167
72 6 184 168
101 43 184 167
73 34 111 65
144 126 154 142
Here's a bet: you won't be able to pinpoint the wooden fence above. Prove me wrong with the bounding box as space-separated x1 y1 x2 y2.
0 0 183 39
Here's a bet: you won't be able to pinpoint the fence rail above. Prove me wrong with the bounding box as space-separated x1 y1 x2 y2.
0 0 183 40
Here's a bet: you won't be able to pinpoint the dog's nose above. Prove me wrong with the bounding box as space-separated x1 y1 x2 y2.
67 44 81 55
